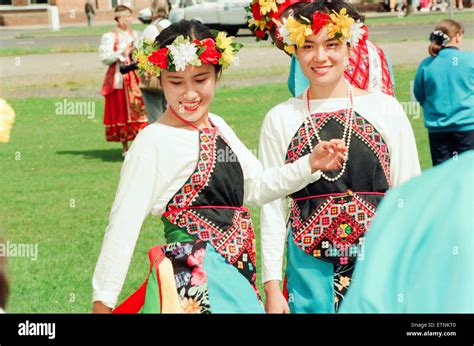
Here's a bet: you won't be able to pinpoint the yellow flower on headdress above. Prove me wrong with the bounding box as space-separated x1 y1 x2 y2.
216 31 235 69
284 45 296 55
0 98 15 143
221 49 235 69
248 18 267 31
216 31 233 52
286 16 312 47
258 0 278 16
327 8 355 41
135 50 149 70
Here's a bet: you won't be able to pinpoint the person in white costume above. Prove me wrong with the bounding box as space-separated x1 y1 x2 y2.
259 1 421 314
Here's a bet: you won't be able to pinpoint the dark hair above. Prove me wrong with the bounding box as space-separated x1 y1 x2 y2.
429 19 464 57
0 242 8 310
114 5 133 22
114 4 132 13
155 20 223 76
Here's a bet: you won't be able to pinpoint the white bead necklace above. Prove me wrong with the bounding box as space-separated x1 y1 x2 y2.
303 79 354 182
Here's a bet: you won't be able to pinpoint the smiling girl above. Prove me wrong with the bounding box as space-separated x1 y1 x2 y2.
92 20 348 314
258 1 421 313
247 0 395 98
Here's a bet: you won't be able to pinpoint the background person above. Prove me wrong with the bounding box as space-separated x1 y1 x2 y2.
414 19 474 166
99 5 148 157
85 0 95 28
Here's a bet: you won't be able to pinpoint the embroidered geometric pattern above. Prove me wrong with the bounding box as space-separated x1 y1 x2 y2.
164 128 258 289
290 193 376 262
171 208 257 271
345 43 370 91
375 43 395 97
285 110 391 187
167 128 218 212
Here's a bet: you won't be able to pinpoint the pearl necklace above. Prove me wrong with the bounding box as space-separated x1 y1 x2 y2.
303 79 354 182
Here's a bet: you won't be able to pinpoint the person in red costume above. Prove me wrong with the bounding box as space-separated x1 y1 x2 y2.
99 5 148 157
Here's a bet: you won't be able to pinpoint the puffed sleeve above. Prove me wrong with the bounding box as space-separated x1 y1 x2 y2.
258 114 293 283
99 32 126 66
92 131 167 308
386 97 422 187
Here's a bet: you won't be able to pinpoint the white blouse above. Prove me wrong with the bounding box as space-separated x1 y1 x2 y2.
92 114 322 308
99 29 139 90
99 29 139 65
259 91 422 283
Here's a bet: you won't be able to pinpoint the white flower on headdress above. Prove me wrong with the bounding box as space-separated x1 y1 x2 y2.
167 36 201 71
278 17 294 46
276 0 286 4
349 20 365 47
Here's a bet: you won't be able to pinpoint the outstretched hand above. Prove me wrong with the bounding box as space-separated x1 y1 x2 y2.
310 139 348 173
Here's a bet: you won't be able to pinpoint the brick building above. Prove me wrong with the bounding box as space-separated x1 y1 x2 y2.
0 0 151 26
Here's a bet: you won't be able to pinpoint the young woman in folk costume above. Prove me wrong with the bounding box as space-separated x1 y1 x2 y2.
99 5 148 156
92 20 348 314
257 1 421 313
247 0 395 97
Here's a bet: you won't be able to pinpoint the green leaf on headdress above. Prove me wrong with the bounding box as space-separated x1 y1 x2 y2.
231 41 244 54
173 35 190 46
210 29 220 39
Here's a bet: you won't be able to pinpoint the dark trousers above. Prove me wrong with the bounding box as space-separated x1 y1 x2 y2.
429 130 474 166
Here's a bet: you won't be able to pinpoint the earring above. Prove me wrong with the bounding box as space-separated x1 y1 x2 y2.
343 57 349 68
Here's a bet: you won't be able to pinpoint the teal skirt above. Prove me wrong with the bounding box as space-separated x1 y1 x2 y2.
285 232 355 313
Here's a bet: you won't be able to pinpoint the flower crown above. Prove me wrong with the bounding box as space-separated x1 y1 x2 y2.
246 0 311 40
277 8 368 55
134 31 243 77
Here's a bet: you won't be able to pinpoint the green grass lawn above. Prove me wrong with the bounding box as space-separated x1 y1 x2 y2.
0 45 98 57
0 66 430 312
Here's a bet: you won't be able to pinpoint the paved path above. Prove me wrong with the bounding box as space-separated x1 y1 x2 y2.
1 22 473 49
1 38 473 98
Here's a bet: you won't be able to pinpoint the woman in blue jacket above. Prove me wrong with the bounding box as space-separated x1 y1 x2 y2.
414 19 474 166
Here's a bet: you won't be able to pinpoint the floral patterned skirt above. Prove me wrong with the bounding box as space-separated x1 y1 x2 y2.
140 240 264 314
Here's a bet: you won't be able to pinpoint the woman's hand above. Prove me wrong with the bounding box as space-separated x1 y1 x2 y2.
264 280 290 314
92 301 113 314
310 139 348 173
122 43 134 58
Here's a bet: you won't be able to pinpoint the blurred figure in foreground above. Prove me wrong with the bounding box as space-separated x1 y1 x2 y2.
340 151 474 313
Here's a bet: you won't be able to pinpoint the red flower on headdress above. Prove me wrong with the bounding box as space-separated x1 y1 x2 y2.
148 47 169 69
255 29 267 39
196 38 222 65
252 2 263 21
312 11 330 35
